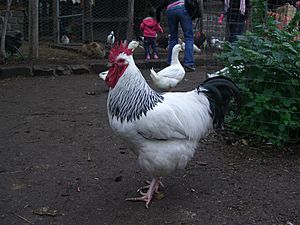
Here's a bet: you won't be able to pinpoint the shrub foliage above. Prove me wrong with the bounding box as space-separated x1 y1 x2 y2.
217 12 300 145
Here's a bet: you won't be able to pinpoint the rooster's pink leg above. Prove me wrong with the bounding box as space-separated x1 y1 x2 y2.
137 178 164 193
126 177 161 208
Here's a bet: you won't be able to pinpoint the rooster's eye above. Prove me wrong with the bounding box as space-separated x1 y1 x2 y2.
117 59 126 64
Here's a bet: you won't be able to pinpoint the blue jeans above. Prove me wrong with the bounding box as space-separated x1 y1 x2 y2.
166 5 194 66
144 37 158 58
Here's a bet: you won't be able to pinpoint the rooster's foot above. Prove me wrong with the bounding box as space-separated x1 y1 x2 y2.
126 177 162 208
137 178 164 193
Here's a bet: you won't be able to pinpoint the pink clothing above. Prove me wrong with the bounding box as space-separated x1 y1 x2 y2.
167 1 184 10
140 17 163 38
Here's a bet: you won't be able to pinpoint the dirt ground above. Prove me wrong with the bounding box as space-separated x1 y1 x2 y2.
0 68 299 225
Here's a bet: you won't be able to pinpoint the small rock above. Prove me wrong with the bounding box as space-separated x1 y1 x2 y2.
86 91 95 95
33 65 55 76
70 65 90 74
114 176 122 182
56 66 71 75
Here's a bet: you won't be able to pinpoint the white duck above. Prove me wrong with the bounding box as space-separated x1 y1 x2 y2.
179 38 201 54
99 40 140 80
150 44 185 91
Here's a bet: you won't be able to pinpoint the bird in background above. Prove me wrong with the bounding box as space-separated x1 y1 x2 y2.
178 38 201 54
104 42 242 208
82 41 106 59
194 31 207 50
61 35 70 44
107 31 115 47
149 44 185 91
156 34 170 51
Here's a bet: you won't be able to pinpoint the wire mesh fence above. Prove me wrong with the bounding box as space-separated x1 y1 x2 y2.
0 0 298 59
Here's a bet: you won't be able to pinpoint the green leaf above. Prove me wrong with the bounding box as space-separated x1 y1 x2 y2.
282 42 298 54
278 124 286 131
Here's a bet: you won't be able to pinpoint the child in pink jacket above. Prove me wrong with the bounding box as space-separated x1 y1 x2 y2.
140 8 163 60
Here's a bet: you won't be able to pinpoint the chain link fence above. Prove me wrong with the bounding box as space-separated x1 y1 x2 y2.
1 0 297 62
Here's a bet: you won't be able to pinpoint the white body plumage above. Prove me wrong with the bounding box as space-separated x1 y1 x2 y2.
107 58 213 176
105 44 241 207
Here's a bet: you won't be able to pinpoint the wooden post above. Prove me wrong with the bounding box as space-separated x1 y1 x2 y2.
52 0 59 43
29 0 39 59
0 0 13 59
127 0 134 41
84 0 93 41
199 0 204 33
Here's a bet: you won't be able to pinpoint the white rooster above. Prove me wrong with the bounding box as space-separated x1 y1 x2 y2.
107 31 115 47
105 43 241 208
150 44 185 91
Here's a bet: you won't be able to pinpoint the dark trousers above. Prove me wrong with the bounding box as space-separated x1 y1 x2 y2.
144 37 158 58
228 21 245 42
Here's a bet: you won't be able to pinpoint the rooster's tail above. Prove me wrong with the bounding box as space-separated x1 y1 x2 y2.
198 76 242 128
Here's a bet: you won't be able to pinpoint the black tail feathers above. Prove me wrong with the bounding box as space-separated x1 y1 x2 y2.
198 76 242 128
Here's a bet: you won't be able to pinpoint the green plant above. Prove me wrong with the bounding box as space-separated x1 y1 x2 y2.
217 13 300 145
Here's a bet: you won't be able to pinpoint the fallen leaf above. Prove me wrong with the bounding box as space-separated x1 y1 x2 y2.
33 207 58 217
156 192 165 200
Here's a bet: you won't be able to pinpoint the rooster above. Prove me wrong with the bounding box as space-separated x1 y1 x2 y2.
99 40 140 80
194 31 206 49
105 42 241 208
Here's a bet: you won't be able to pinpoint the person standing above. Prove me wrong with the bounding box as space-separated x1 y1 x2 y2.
140 8 164 60
219 0 250 42
156 0 195 72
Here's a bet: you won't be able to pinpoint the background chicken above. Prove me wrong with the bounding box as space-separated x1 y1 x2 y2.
82 41 106 58
194 31 207 50
150 44 185 91
107 31 115 48
156 34 170 51
104 43 241 208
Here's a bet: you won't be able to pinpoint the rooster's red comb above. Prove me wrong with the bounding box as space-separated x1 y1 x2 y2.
109 41 133 64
